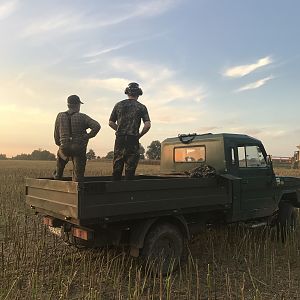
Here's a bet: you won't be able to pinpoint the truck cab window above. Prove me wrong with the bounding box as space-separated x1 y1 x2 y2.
174 146 205 162
238 147 246 167
238 146 267 168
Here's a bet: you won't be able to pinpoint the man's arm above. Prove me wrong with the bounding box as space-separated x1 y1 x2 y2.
54 114 60 146
86 117 101 139
139 121 151 138
139 105 151 138
109 105 118 131
109 120 118 131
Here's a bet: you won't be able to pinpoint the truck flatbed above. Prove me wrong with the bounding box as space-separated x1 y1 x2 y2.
26 175 230 226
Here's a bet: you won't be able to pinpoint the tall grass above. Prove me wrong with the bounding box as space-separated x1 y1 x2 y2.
0 161 299 299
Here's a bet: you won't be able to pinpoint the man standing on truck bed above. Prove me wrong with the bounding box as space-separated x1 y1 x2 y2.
53 95 101 181
109 82 151 180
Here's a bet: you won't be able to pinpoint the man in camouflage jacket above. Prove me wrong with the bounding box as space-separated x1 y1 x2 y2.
54 95 101 181
109 83 151 180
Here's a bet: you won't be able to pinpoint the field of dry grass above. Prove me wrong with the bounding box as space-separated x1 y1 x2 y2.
0 160 299 299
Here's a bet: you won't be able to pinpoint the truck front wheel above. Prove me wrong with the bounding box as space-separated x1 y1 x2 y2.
277 202 298 241
141 223 185 274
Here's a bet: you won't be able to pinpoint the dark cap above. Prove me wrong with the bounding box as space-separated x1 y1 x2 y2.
67 95 84 105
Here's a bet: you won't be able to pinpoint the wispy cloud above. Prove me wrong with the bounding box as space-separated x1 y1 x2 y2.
224 56 272 78
22 0 179 37
22 13 81 37
83 77 129 92
235 76 273 92
131 0 180 17
0 1 18 20
84 32 167 62
84 42 133 59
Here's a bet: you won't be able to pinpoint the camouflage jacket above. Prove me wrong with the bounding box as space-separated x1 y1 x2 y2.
109 99 150 136
54 110 100 146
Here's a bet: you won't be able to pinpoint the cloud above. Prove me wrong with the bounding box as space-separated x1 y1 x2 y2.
155 84 204 103
197 126 220 133
82 77 129 92
117 58 206 102
150 106 199 124
0 104 53 124
82 57 206 104
80 57 206 128
84 42 133 59
22 13 81 37
84 33 167 62
0 1 18 20
223 56 272 78
235 76 273 92
110 57 174 82
22 0 180 37
221 125 285 139
0 104 17 112
131 0 180 17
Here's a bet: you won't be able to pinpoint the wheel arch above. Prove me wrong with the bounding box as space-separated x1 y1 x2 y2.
280 191 300 208
129 215 190 249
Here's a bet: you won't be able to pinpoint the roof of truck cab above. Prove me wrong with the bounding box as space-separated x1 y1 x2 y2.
162 133 262 144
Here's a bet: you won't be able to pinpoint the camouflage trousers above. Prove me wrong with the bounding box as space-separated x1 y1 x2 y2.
54 146 87 182
113 135 139 180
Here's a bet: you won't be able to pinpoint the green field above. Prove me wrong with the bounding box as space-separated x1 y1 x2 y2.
0 160 299 299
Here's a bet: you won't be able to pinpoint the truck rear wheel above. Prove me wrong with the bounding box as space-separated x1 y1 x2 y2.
141 223 184 274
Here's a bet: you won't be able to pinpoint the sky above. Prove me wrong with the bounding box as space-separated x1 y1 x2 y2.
1 0 300 158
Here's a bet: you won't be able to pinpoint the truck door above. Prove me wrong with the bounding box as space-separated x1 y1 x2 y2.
237 145 275 219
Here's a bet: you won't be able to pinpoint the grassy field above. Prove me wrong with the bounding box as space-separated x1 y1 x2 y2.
0 160 299 299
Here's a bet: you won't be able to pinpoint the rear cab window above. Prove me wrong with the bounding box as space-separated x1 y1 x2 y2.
174 146 206 162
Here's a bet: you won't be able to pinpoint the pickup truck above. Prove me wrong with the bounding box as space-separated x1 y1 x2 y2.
26 133 300 270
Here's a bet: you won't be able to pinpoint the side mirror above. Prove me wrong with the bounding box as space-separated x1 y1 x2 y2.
266 155 273 167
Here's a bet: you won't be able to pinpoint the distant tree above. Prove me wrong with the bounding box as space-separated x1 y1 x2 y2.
12 149 55 161
139 143 145 160
86 149 96 160
31 149 56 161
12 153 31 160
146 140 161 160
0 154 7 160
105 151 114 159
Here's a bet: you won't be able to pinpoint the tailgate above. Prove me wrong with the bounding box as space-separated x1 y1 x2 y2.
25 178 79 220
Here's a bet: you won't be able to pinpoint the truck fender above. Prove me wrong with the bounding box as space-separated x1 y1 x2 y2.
280 191 300 208
129 215 190 250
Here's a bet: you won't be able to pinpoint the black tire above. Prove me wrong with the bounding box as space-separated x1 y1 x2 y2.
277 202 298 241
141 223 184 274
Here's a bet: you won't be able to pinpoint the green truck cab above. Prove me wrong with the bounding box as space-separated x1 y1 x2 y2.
26 133 300 270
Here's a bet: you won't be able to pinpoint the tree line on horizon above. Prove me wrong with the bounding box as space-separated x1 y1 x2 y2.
0 140 161 161
0 149 56 161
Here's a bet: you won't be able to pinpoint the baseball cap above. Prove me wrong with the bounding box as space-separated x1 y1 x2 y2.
67 95 84 104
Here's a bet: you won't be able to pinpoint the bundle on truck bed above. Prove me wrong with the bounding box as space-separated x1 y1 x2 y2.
26 133 300 272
